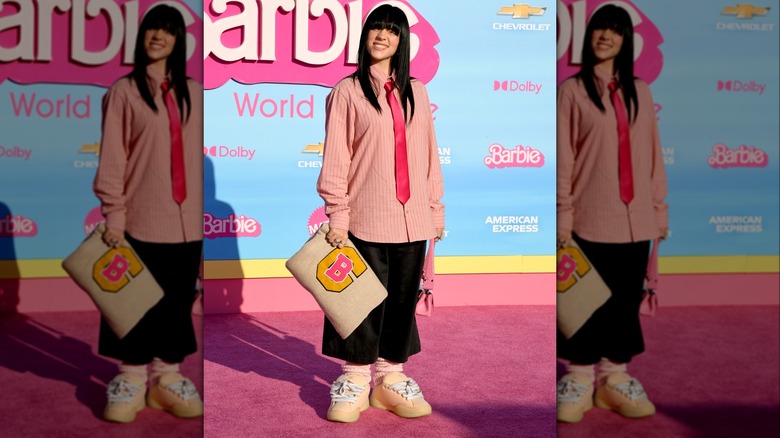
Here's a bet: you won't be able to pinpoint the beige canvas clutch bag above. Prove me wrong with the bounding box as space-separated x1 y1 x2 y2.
62 223 163 339
285 223 387 339
556 240 612 339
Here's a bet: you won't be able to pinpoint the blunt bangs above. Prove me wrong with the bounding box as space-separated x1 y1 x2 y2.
588 5 632 36
140 5 184 36
365 6 407 35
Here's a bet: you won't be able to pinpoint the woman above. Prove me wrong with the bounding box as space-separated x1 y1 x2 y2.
316 4 445 423
93 4 203 423
555 4 668 423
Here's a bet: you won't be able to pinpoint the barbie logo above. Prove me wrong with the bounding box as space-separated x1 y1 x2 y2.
203 212 262 238
84 206 106 236
308 206 329 236
204 0 440 89
708 144 768 168
0 214 37 237
0 0 202 86
484 143 545 168
556 0 664 85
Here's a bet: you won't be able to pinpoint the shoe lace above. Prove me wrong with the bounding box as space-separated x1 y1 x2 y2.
329 378 367 403
106 379 143 404
612 378 648 401
556 379 589 404
164 379 200 401
387 379 424 401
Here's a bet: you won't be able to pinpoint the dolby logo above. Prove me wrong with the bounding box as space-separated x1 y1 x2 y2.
493 80 543 94
717 80 766 94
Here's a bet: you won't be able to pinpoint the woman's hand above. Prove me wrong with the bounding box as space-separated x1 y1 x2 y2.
557 230 572 249
326 227 349 248
435 228 445 242
102 227 125 248
659 227 669 241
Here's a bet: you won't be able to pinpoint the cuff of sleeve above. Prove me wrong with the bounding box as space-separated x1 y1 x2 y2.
327 213 349 232
431 203 444 228
557 213 573 235
655 213 669 230
105 213 126 234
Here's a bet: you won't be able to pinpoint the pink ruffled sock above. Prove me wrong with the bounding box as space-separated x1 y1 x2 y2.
341 362 371 381
597 358 628 385
118 363 148 383
565 363 596 383
373 357 404 386
150 358 180 383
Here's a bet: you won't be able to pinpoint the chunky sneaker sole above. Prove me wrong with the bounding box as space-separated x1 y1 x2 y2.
327 398 369 423
594 372 656 418
146 373 203 418
369 373 431 419
327 374 371 423
103 373 147 423
557 397 593 423
556 373 594 423
104 401 145 423
369 394 432 418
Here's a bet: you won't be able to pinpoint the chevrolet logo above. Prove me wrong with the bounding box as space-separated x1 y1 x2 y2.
498 4 546 19
302 142 324 157
722 4 770 19
79 141 101 156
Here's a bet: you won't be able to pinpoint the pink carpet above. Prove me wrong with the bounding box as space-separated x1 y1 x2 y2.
2 306 776 437
203 306 558 438
557 306 780 438
0 311 203 437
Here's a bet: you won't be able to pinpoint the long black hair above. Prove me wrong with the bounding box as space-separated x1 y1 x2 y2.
577 4 638 123
130 4 191 121
354 5 415 122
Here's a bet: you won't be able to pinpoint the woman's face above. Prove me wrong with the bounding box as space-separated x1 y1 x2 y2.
366 27 399 71
144 27 176 67
590 27 623 66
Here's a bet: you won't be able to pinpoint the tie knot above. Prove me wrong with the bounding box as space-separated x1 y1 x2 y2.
384 80 394 93
608 80 618 94
161 80 172 94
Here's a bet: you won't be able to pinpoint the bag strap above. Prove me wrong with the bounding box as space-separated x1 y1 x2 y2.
645 238 660 292
421 239 436 291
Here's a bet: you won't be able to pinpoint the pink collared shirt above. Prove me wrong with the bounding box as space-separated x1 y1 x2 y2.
94 67 204 243
317 65 445 243
557 68 668 243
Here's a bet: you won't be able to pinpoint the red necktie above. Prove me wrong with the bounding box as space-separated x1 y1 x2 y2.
161 80 186 204
384 80 410 205
609 81 634 205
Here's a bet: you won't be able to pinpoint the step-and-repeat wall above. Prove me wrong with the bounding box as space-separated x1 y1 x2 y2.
1 1 777 286
202 0 557 278
0 0 204 282
557 0 779 264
